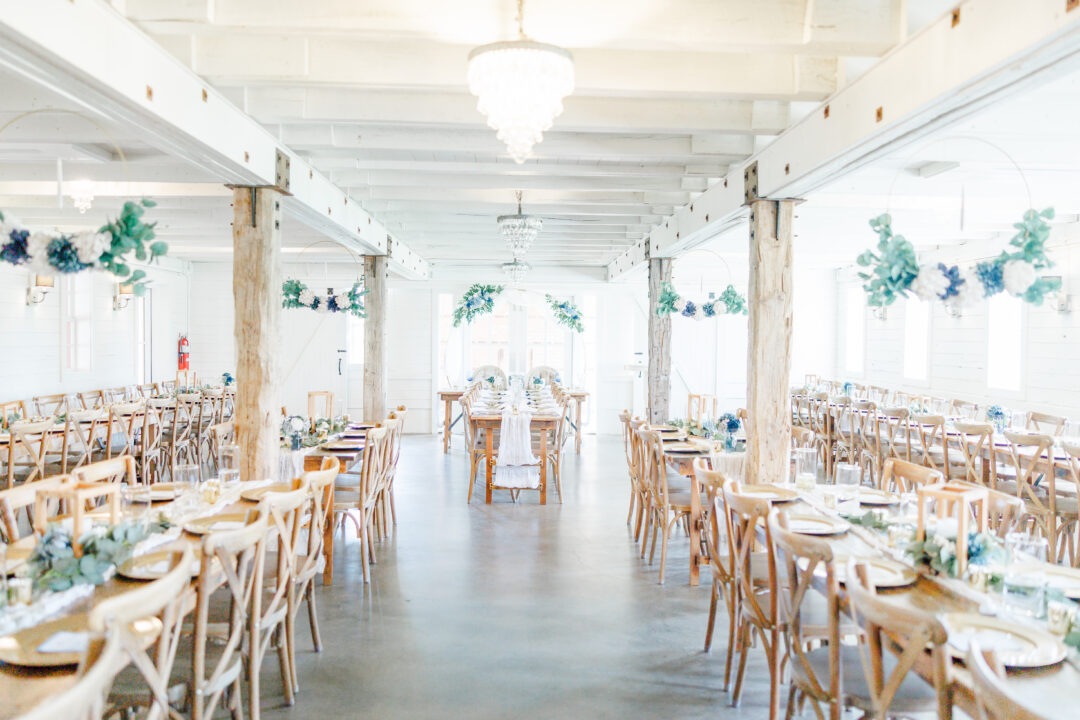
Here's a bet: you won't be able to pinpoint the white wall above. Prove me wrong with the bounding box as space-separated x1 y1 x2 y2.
0 258 190 402
833 226 1080 418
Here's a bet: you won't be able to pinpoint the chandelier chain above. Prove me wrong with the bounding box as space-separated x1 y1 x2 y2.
516 0 526 39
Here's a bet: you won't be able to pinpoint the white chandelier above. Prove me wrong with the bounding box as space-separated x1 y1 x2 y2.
502 259 531 284
499 190 542 259
467 0 574 163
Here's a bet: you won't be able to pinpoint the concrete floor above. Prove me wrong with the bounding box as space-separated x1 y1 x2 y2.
263 434 775 719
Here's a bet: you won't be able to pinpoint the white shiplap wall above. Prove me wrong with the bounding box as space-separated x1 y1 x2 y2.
836 227 1080 418
0 259 191 402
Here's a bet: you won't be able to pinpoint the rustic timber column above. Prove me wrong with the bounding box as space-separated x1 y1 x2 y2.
647 255 672 424
363 254 388 423
745 198 795 485
232 186 283 483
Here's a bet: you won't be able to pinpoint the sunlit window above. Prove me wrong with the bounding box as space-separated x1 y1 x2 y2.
903 297 929 381
844 285 865 374
987 294 1022 391
470 301 511 372
63 275 93 372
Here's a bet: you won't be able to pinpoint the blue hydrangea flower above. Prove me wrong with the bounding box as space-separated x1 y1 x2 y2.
327 296 339 312
975 261 1004 297
0 228 29 265
47 238 89 273
681 301 697 317
702 302 716 317
937 263 962 299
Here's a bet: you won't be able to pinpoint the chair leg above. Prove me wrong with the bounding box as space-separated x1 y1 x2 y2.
704 579 719 652
723 589 736 692
359 522 370 584
731 621 750 707
627 492 635 526
658 515 671 584
276 626 294 707
769 626 782 720
307 583 322 653
633 495 645 541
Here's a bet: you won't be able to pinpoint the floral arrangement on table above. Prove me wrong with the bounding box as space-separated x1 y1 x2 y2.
221 372 234 386
669 412 742 449
545 294 584 332
0 199 165 294
655 282 748 320
856 208 1061 311
282 279 368 318
842 381 855 397
530 372 561 387
985 405 1009 432
842 510 893 532
452 283 504 326
29 517 172 592
280 415 349 449
905 531 1004 579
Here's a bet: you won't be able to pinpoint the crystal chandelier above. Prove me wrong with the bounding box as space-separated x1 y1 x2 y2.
499 191 542 259
467 0 574 163
502 259 531 284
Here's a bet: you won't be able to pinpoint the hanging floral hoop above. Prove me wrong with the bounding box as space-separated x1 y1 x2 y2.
452 283 504 326
855 136 1061 311
0 109 166 293
655 282 748 319
545 294 584 332
281 241 368 318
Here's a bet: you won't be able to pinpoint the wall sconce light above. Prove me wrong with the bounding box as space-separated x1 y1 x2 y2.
1044 275 1072 314
871 303 888 322
946 304 963 319
25 274 54 305
113 283 134 310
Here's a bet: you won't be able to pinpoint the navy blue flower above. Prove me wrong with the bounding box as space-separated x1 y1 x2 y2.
937 263 962 299
0 228 29 265
718 412 740 434
702 302 716 317
975 261 1004 297
681 301 697 317
327 296 339 312
47 238 89 273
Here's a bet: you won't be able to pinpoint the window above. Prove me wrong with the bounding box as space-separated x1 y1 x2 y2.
63 275 93 372
525 302 567 372
133 290 152 384
469 301 511 371
844 285 865 374
987 294 1022 391
903 298 930 381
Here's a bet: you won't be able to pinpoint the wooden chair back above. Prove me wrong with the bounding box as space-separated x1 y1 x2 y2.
306 391 334 420
910 414 949 474
1001 431 1057 514
470 365 506 389
951 422 994 484
175 370 198 389
723 483 778 633
62 409 104 473
846 560 952 719
639 429 673 511
74 455 137 486
0 473 69 542
105 402 146 460
32 393 68 417
880 457 943 494
79 389 106 410
876 407 912 462
295 459 338 589
191 513 267 720
967 643 1045 720
791 426 815 449
0 399 27 429
8 419 57 486
1025 410 1065 436
694 458 734 587
950 399 980 420
527 365 560 385
18 627 126 720
88 547 195 720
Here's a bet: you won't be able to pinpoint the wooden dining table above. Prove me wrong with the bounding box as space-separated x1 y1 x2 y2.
467 411 560 504
756 486 1080 719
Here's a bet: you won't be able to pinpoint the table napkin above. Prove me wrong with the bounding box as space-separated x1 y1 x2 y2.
37 630 89 654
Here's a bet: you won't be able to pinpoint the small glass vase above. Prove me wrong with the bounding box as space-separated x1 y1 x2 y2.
721 431 737 452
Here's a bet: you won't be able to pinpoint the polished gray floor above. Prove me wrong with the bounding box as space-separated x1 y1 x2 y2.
264 434 774 719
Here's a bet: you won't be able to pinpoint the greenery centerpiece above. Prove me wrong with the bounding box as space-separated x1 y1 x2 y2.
29 517 171 592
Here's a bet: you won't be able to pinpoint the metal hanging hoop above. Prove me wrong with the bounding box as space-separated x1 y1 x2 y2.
289 239 365 288
673 246 735 298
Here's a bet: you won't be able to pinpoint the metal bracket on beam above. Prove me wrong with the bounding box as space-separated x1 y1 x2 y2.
274 149 292 194
743 161 759 205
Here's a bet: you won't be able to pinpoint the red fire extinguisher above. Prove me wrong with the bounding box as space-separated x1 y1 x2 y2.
178 334 190 371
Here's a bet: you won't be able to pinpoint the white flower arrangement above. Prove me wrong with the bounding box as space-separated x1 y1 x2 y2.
298 288 315 306
909 263 951 302
1002 259 1037 296
282 279 368 318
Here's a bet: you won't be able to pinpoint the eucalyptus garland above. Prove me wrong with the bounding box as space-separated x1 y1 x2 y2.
545 294 584 332
282 279 367 318
856 208 1061 310
0 199 165 294
655 282 748 320
452 283 503 326
30 517 171 592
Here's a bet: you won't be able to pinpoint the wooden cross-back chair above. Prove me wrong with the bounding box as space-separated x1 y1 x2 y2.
948 422 994 484
65 408 108 473
909 414 949 475
694 457 739 692
461 400 487 504
80 389 106 410
32 393 69 417
334 427 389 584
724 483 782 720
1000 431 1077 565
74 455 138 486
287 458 339 693
161 396 199 481
18 626 126 720
967 643 1047 720
0 399 27 429
306 391 334 420
873 407 912 466
7 419 62 488
89 547 195 720
879 458 942 494
619 411 638 527
639 428 693 585
527 365 560 385
105 402 146 462
0 473 69 543
382 405 409 530
627 418 648 542
846 561 953 719
190 513 267 720
208 419 234 471
1026 411 1066 436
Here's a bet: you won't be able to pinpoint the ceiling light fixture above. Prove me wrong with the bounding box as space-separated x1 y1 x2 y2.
499 190 542 259
467 0 574 163
67 180 95 214
502 259 531 284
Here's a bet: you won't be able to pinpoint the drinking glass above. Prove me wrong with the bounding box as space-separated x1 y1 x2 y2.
174 463 202 512
1003 532 1049 617
835 462 861 502
219 444 240 472
121 483 152 531
792 448 817 491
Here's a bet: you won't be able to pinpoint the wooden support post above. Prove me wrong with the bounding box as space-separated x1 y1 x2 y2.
363 254 388 423
745 199 795 485
232 186 283 483
647 256 672 425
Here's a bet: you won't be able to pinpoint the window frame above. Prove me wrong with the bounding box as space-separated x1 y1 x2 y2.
986 293 1025 397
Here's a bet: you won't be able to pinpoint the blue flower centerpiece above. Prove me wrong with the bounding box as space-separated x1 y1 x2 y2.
221 372 234 386
282 279 368 318
986 405 1009 433
717 412 741 451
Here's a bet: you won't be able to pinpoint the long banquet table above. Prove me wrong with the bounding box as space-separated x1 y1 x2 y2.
468 411 560 504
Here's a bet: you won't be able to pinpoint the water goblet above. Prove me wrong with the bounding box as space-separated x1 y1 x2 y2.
174 463 202 513
835 462 861 502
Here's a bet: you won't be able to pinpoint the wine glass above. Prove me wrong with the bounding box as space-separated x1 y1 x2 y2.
121 483 152 531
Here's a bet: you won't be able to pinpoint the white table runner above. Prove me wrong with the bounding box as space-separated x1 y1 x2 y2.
495 408 540 489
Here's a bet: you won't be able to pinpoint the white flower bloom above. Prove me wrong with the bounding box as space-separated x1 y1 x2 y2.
314 297 330 313
72 231 112 265
672 298 686 312
26 232 55 275
298 288 315 307
947 266 982 311
692 310 705 321
1003 259 1037 296
334 293 351 310
909 264 950 302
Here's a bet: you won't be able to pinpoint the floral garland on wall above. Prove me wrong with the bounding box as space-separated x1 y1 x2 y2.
282 279 368 318
856 208 1061 310
545 294 584 332
452 283 503 326
655 282 748 320
0 199 165 293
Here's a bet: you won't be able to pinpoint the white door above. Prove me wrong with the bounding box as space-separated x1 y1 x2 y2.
281 309 348 417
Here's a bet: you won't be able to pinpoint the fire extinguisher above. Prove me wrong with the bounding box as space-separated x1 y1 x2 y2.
178 334 190 371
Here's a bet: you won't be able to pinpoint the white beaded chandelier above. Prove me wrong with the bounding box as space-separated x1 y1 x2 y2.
467 0 574 163
499 191 542 260
502 259 531 284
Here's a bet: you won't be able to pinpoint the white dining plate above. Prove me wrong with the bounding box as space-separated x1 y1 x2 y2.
943 613 1066 668
738 485 800 503
858 488 899 506
801 555 917 588
786 514 849 536
183 513 250 536
117 550 201 581
1040 565 1080 600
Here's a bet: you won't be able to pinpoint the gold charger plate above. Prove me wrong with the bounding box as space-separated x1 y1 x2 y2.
664 442 707 454
323 442 363 451
0 615 161 668
943 613 1066 668
805 555 917 588
240 484 290 503
787 514 849 536
3 546 31 576
183 513 250 536
858 488 900 506
651 425 679 433
117 550 200 581
739 485 800 503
